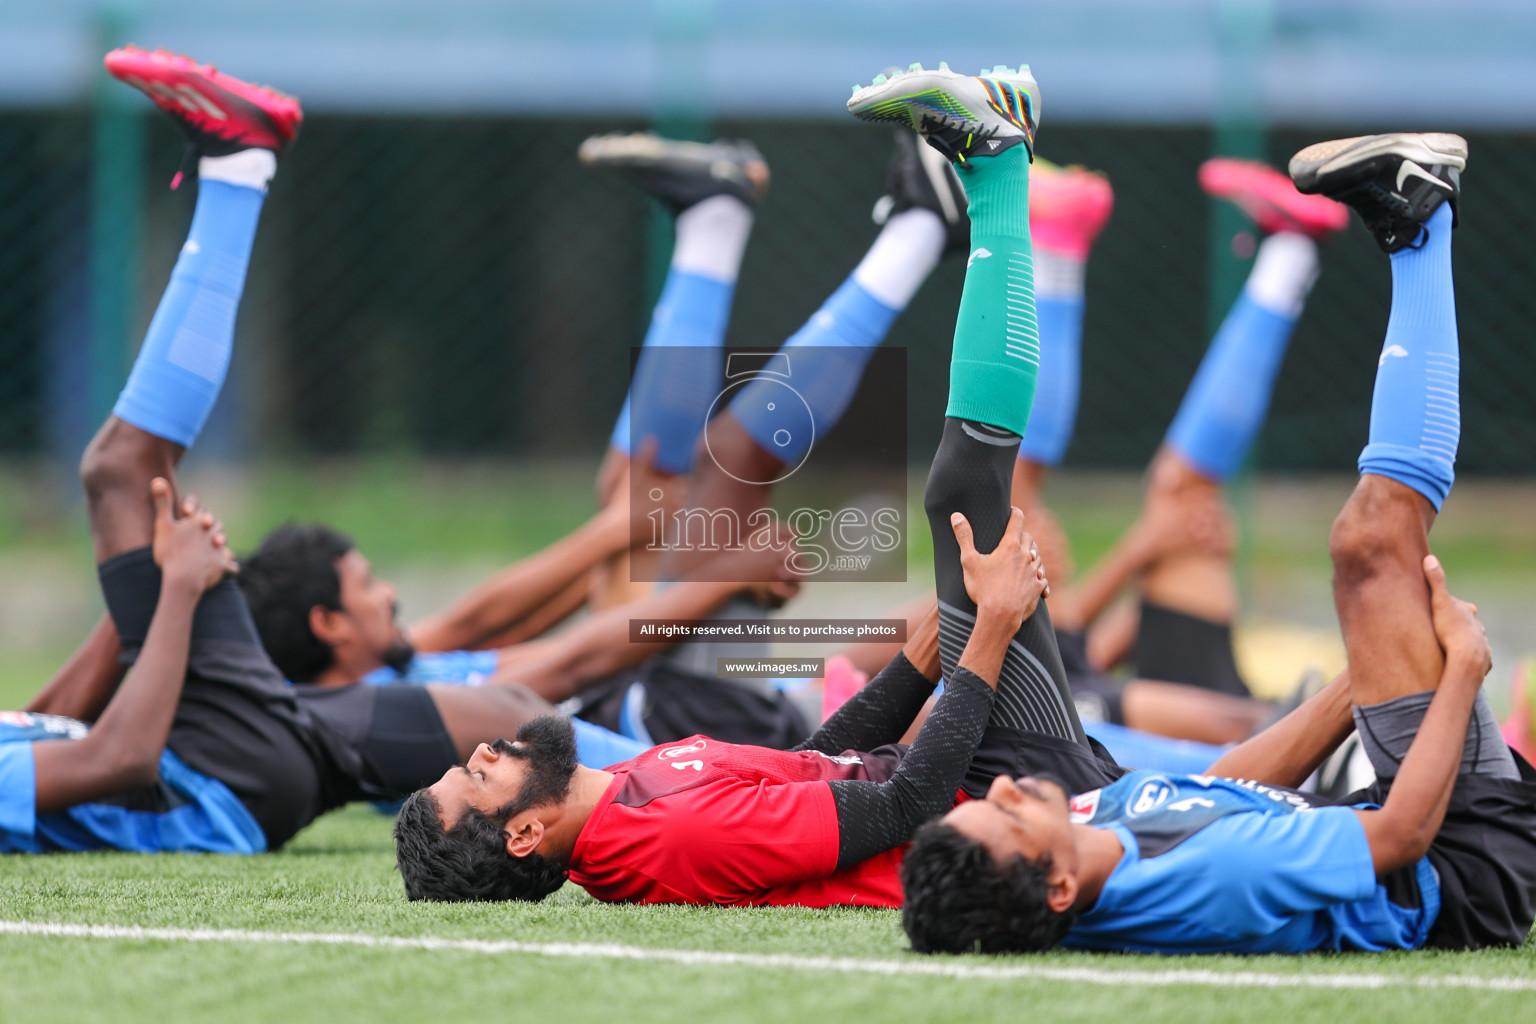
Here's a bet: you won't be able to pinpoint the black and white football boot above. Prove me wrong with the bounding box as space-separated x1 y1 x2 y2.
1288 132 1465 253
871 130 971 254
578 132 770 212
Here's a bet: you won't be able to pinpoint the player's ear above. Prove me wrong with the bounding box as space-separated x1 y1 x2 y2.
503 815 545 860
309 604 347 646
1045 863 1077 914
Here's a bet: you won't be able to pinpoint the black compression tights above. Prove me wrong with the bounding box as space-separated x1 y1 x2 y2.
925 417 1088 747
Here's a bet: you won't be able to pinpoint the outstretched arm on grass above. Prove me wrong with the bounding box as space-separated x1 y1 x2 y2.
409 501 629 654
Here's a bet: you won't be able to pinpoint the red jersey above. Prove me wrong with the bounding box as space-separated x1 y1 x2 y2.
566 735 910 908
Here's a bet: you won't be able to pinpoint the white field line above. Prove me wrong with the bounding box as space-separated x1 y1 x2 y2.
3 920 1535 992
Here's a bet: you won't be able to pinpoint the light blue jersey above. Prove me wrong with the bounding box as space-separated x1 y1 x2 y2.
0 712 264 854
362 649 499 687
1062 770 1438 954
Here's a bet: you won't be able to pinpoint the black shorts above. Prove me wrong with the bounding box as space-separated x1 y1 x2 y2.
293 683 458 799
1057 628 1126 726
99 547 458 848
959 725 1126 800
1347 752 1536 950
573 660 811 749
1134 600 1249 697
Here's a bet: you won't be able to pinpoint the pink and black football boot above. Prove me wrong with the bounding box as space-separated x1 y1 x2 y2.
104 46 302 157
1030 158 1114 260
1200 157 1348 238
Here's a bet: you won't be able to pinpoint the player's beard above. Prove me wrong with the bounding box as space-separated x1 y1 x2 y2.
382 604 415 673
381 636 416 674
497 715 579 818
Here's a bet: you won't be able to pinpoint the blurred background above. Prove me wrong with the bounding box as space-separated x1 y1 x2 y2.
2 0 1535 704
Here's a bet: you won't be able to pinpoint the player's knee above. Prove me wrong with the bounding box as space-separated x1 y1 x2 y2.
924 434 1008 531
922 455 958 525
79 430 136 502
1146 447 1218 503
1329 489 1422 585
80 421 176 506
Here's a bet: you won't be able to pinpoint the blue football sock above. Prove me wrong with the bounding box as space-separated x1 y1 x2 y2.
1166 232 1319 480
728 209 942 464
1358 204 1459 510
111 177 267 447
729 278 897 463
612 195 752 473
611 269 733 472
1018 250 1085 465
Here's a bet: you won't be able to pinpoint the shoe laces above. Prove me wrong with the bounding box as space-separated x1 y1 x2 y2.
169 143 198 190
917 114 1002 164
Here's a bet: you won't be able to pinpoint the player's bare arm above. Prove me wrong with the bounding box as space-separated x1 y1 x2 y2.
1202 669 1354 786
1354 555 1492 876
409 496 631 654
32 479 235 814
1050 488 1231 635
485 521 804 701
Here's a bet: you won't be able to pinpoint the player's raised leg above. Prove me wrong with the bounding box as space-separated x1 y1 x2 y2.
580 134 768 606
81 48 297 562
1129 160 1344 690
851 62 1084 745
1292 133 1499 731
583 133 767 477
660 131 957 578
724 135 955 462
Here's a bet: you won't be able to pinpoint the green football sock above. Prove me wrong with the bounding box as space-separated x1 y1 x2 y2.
945 145 1037 436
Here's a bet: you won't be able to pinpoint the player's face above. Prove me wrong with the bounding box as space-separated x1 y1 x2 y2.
335 549 414 670
428 718 579 831
428 738 533 828
943 775 1074 866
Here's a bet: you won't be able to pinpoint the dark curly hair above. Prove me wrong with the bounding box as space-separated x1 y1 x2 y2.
900 819 1077 953
393 717 579 902
237 523 354 683
393 788 569 903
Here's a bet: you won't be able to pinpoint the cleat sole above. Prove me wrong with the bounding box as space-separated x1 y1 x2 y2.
1290 132 1467 193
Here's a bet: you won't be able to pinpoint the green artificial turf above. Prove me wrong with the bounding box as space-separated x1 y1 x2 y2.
1 805 1532 1024
5 463 1536 1022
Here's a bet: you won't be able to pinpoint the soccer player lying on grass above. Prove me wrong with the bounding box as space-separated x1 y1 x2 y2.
394 61 1132 906
900 128 1536 954
0 482 257 852
21 47 652 852
395 518 1047 904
